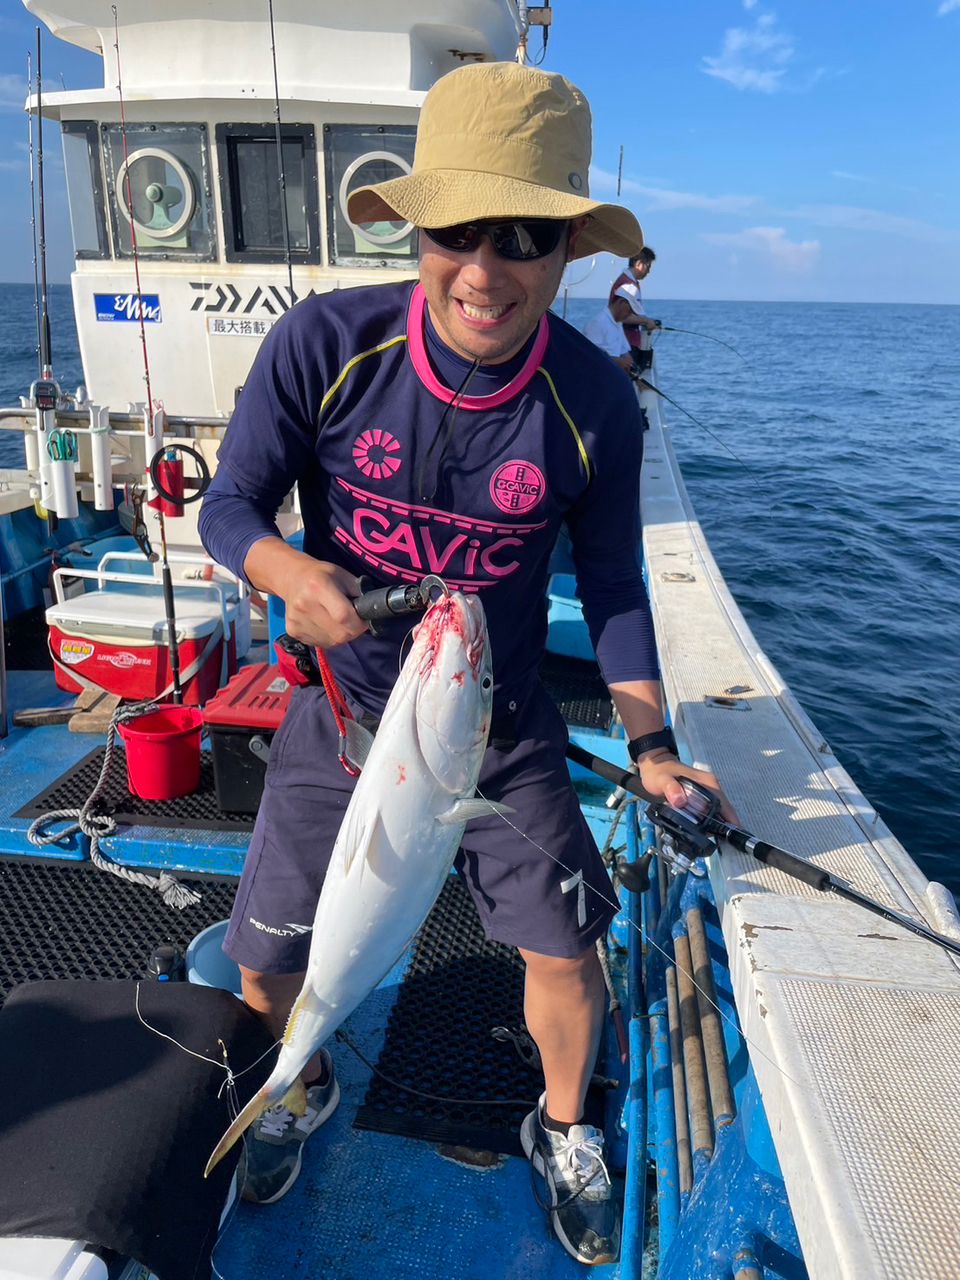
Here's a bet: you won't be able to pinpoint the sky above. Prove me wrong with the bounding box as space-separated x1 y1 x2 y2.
0 0 957 303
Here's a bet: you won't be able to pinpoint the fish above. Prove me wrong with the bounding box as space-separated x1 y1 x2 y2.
205 589 507 1176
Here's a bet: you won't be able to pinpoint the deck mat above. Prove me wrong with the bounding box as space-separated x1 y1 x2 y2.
0 859 236 1005
15 749 257 832
353 877 544 1157
540 653 613 729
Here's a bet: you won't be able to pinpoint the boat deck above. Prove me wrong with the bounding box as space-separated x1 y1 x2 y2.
640 387 960 1278
0 665 635 1280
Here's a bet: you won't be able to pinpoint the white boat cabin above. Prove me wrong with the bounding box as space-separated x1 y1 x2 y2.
26 0 530 416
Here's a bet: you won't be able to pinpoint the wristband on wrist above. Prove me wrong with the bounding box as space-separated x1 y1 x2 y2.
627 726 677 763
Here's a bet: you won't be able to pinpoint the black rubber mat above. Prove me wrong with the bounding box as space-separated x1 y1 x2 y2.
15 749 256 832
353 877 544 1157
0 859 237 1006
540 652 613 730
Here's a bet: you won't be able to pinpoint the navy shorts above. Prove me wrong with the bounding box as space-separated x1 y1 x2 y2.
223 682 617 974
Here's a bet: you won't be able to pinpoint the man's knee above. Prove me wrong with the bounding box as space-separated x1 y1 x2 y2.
519 945 601 985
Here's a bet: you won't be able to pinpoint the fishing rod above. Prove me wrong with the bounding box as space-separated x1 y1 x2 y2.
112 4 183 704
565 742 960 961
634 371 754 473
26 51 42 381
267 0 295 307
34 29 52 379
654 324 750 367
30 28 60 535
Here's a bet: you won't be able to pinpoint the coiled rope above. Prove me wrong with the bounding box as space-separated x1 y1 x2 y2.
26 700 202 910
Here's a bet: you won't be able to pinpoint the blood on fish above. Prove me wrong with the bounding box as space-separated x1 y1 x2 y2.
397 764 407 784
451 671 465 686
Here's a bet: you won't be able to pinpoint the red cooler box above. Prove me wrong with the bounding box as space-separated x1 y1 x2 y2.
47 588 238 706
202 663 294 813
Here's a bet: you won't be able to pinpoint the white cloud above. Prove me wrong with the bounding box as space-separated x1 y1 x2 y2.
787 202 954 243
831 169 873 184
591 166 760 215
702 13 795 93
701 225 821 271
938 0 960 15
0 74 27 111
743 0 759 8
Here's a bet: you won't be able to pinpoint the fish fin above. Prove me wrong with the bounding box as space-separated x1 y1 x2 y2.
281 1077 307 1117
204 1087 273 1178
436 797 515 826
343 719 375 771
342 806 383 877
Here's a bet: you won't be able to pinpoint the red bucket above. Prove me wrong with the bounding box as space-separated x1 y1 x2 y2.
119 705 204 800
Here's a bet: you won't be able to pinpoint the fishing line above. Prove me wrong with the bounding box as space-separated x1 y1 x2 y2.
134 982 281 1088
266 0 295 306
474 784 805 1091
335 1027 538 1108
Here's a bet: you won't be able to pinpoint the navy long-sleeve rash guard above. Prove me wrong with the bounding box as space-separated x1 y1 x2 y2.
199 280 658 716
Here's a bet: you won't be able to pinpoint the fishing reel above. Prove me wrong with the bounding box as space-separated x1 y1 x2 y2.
352 573 449 636
646 778 720 878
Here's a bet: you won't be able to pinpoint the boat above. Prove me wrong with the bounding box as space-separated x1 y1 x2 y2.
1 3 960 1278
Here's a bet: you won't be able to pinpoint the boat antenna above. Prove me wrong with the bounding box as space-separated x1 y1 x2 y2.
112 4 183 704
616 144 623 198
266 0 295 306
34 28 52 378
26 51 43 380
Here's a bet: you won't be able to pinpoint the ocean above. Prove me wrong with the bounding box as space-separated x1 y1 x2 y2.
2 284 958 896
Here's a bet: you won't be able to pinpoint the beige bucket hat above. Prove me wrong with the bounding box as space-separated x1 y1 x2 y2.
347 61 643 263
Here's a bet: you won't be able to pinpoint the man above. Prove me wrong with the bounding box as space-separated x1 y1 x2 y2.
584 283 650 372
609 247 659 351
199 60 726 1267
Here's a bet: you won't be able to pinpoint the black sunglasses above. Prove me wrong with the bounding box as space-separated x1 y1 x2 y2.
423 219 568 262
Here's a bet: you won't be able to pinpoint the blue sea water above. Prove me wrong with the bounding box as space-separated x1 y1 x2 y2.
1 284 958 897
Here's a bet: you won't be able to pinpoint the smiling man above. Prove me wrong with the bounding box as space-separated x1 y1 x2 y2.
199 61 726 1266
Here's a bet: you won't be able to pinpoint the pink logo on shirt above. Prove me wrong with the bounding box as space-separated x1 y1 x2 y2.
353 428 402 480
489 460 545 514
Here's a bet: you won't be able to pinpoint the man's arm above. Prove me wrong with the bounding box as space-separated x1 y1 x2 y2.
610 298 659 333
609 680 734 818
243 537 366 649
198 313 367 651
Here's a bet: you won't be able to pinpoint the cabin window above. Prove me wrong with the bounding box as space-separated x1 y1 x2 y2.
216 125 319 263
61 122 109 259
323 124 417 267
102 123 216 260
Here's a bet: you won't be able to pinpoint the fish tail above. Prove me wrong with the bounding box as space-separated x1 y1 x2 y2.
204 1076 309 1179
204 1088 272 1178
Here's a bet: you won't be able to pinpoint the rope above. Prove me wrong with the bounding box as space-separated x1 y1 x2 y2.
26 700 202 910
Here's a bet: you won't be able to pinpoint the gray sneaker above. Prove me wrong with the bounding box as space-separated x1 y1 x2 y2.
238 1050 341 1204
521 1093 620 1266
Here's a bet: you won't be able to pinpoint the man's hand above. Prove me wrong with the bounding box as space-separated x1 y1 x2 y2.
638 316 660 333
284 560 369 649
637 750 739 823
243 539 368 649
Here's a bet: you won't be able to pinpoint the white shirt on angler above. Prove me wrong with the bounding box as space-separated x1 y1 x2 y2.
583 304 630 358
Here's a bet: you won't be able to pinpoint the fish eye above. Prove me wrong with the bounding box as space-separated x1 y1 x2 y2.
481 675 492 690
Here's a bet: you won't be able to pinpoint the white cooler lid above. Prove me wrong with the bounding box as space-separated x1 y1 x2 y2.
0 1236 108 1280
46 590 236 644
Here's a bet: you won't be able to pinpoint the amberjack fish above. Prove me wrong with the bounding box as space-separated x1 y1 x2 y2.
205 590 506 1176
